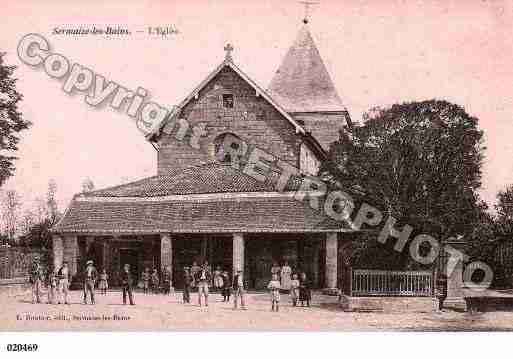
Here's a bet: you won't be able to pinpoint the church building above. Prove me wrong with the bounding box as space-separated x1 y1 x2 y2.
52 21 355 292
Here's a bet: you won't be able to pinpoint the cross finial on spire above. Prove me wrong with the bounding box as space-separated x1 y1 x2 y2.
298 1 319 24
224 43 234 61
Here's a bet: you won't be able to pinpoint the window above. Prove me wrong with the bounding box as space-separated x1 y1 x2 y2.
299 143 321 175
213 133 246 163
222 94 234 108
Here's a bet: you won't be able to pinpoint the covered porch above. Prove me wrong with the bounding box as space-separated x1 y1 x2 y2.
51 163 355 291
51 231 351 292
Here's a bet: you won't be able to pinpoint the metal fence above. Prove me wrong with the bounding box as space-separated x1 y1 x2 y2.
351 269 433 297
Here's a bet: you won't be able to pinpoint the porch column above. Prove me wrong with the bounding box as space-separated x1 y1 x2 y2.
312 241 320 287
85 236 95 254
52 234 63 271
201 237 208 262
63 235 79 276
232 233 244 276
161 233 173 289
102 240 110 272
324 232 338 295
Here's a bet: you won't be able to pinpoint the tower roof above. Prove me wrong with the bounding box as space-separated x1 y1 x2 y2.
268 24 346 113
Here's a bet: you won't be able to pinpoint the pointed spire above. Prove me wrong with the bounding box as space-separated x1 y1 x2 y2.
268 24 346 113
298 1 318 25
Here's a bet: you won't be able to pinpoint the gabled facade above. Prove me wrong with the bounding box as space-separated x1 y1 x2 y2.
148 55 326 176
52 23 354 293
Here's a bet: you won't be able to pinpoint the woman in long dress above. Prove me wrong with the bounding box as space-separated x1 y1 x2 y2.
280 261 292 291
271 262 281 281
213 266 224 291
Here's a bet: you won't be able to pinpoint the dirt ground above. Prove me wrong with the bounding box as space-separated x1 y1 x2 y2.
1 289 513 331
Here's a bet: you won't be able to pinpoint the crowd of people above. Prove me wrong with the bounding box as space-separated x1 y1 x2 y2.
181 260 312 311
29 256 72 305
29 257 313 311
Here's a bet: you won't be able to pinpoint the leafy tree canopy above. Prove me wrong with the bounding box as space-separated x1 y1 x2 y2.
0 52 31 187
324 100 487 268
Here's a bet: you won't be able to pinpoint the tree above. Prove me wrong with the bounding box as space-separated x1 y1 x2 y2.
496 184 513 230
20 209 35 236
18 217 54 249
34 196 48 224
2 189 21 244
17 180 61 248
46 179 60 225
491 184 513 257
324 100 486 268
0 52 31 187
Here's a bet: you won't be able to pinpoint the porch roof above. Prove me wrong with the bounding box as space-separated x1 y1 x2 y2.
53 162 354 235
52 193 352 234
82 162 302 197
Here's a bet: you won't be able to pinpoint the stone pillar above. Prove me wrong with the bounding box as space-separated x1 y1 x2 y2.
339 239 353 296
85 236 95 254
52 234 63 271
443 238 467 310
201 237 208 262
63 235 79 276
161 233 173 290
324 232 338 295
233 233 244 277
102 240 110 272
312 241 320 287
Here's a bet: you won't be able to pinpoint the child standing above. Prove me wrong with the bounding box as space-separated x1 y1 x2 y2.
151 269 160 294
47 270 57 304
99 269 109 295
213 266 223 292
290 273 300 306
267 274 281 312
141 268 150 294
221 270 231 302
299 272 311 307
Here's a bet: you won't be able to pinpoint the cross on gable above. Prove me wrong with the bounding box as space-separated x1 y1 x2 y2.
224 43 234 61
298 0 319 24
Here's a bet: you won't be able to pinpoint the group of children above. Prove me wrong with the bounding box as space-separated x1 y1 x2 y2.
140 268 161 294
180 262 312 312
181 264 232 302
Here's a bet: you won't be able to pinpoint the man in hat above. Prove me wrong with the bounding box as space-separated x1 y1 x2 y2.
232 269 247 310
57 261 71 304
121 263 135 305
194 263 211 307
29 256 43 304
182 266 192 304
83 260 98 304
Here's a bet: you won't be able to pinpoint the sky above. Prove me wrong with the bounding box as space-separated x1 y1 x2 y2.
0 0 512 215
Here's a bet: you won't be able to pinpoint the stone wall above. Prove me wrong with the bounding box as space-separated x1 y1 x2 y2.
157 66 303 174
292 112 349 151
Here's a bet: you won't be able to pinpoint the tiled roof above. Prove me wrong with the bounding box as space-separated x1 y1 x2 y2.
83 162 302 197
53 195 351 234
53 162 352 234
268 24 346 113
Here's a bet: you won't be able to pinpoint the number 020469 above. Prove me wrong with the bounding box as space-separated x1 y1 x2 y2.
6 344 39 352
